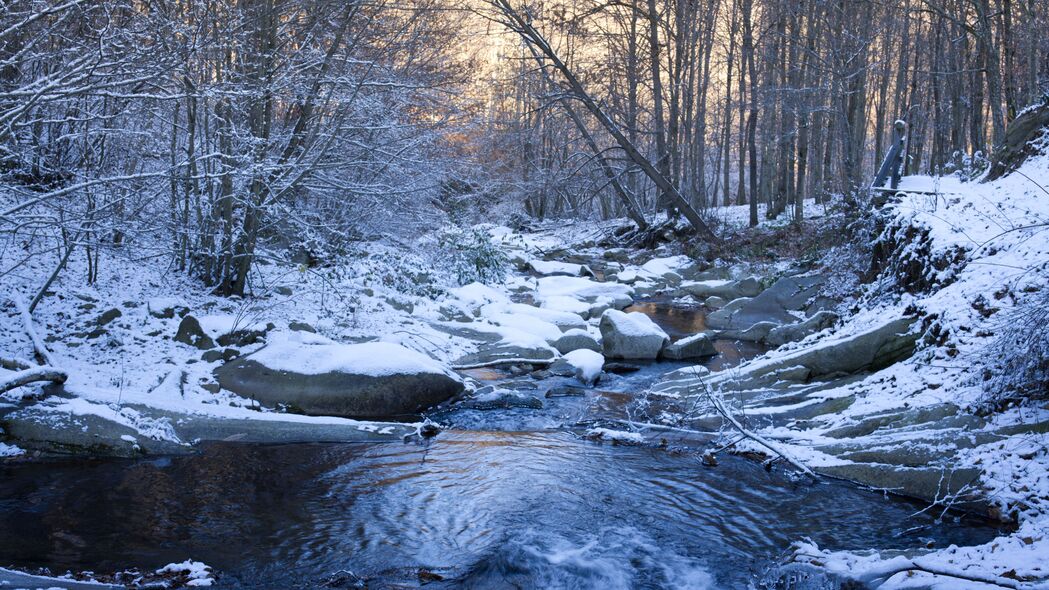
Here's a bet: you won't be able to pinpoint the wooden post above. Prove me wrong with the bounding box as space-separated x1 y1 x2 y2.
872 120 907 190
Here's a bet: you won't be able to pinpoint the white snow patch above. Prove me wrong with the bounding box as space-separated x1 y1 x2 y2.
564 349 604 384
248 337 458 379
156 560 214 587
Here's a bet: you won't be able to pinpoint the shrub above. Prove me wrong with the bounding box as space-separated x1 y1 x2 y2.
435 227 508 285
986 277 1049 406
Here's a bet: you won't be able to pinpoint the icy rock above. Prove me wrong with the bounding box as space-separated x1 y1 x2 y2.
216 339 464 419
453 343 557 368
661 333 717 360
599 309 670 360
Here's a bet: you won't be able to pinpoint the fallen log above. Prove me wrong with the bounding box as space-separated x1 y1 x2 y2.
0 366 68 395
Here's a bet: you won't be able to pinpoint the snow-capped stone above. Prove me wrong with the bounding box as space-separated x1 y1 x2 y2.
552 328 601 354
216 335 463 419
599 309 669 359
562 349 604 385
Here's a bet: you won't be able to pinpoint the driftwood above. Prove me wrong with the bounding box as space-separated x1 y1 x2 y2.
700 385 818 479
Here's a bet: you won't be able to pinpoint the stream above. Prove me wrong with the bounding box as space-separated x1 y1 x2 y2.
0 299 1004 589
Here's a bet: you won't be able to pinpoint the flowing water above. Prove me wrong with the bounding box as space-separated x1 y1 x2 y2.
0 301 1003 589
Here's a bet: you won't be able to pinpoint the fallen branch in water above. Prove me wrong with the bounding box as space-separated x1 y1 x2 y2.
790 548 1035 589
696 383 818 480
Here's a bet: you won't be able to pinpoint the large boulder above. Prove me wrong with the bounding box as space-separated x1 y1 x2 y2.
599 309 669 359
682 277 763 301
706 317 919 389
706 274 825 331
453 343 557 368
216 338 463 419
528 259 594 277
661 333 717 360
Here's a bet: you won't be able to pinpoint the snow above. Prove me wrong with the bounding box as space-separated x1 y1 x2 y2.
600 309 669 339
247 336 459 379
0 442 23 457
536 276 633 302
585 428 644 444
484 312 564 342
156 560 214 587
528 259 591 277
563 349 604 384
540 295 592 315
639 255 691 276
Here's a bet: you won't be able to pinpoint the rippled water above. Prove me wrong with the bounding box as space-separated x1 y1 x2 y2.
0 302 1003 589
0 433 1000 589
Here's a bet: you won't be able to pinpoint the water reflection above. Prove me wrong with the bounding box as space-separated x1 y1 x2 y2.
0 434 1002 589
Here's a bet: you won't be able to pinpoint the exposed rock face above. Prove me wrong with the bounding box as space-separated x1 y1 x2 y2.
683 277 763 301
174 315 215 350
706 274 826 331
711 317 919 388
703 296 727 309
216 341 464 419
766 311 839 346
986 102 1049 181
453 344 557 368
661 333 717 360
96 308 122 326
288 321 316 333
599 309 669 359
552 329 602 354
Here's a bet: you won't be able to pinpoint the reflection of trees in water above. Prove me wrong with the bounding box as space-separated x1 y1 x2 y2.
3 445 359 573
625 301 767 372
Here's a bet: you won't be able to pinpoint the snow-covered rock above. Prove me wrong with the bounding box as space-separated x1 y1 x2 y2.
215 335 464 419
562 349 604 385
682 277 762 301
552 328 601 354
527 259 593 277
599 310 669 359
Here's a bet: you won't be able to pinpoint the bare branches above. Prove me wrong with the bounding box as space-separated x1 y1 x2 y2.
695 382 819 479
